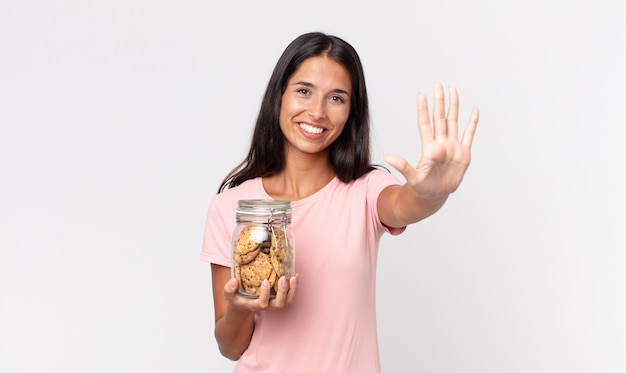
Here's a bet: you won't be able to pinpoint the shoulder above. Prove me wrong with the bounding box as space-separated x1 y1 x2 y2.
325 168 400 201
356 167 401 190
209 178 263 212
216 177 262 199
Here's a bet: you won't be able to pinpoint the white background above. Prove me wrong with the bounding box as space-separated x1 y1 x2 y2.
1 1 625 372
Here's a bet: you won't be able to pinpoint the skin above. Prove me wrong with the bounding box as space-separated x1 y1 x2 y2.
211 55 479 360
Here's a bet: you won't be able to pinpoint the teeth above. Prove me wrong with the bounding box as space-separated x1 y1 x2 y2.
299 123 323 134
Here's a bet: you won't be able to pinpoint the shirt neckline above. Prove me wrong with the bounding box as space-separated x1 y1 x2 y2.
256 176 341 207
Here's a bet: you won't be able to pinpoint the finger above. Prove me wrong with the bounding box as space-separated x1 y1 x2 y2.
447 86 459 139
269 276 289 309
433 82 447 136
285 274 298 305
256 279 271 309
223 278 239 301
417 91 433 141
461 106 479 149
383 154 415 182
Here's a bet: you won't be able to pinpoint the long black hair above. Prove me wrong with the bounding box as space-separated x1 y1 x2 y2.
218 32 374 193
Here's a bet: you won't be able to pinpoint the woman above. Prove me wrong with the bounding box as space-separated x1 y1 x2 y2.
201 32 478 372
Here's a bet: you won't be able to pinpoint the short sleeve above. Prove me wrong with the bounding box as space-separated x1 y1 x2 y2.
366 169 407 236
199 194 236 267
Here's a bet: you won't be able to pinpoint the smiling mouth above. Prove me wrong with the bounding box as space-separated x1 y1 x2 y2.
299 123 324 134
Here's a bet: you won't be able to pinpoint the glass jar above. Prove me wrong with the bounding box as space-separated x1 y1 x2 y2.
231 199 294 298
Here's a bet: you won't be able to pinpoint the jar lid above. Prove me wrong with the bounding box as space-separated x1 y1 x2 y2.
236 199 291 216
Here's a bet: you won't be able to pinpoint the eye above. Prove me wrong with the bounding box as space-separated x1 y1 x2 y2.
329 95 345 104
296 88 311 95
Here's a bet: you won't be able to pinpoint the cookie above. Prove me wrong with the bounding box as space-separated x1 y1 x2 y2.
234 226 261 254
239 251 273 296
233 226 269 264
234 245 261 265
233 223 293 298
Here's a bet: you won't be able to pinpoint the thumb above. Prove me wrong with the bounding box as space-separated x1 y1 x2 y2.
223 278 238 300
383 154 414 180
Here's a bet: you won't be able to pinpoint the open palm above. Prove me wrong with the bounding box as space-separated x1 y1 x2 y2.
384 82 479 201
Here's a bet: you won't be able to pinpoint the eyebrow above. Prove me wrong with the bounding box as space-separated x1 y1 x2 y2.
292 81 350 96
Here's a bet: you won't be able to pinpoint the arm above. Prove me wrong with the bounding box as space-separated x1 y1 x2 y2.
378 82 479 228
211 264 298 360
211 264 255 360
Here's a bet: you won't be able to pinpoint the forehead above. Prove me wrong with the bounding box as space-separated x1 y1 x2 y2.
288 56 352 91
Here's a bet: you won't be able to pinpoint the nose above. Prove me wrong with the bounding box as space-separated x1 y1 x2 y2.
307 96 326 120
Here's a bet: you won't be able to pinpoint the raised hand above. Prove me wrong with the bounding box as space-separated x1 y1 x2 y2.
384 82 479 202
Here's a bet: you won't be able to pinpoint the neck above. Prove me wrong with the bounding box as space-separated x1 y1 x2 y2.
263 152 335 201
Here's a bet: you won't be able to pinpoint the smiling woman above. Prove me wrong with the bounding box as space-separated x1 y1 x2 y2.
200 31 478 372
278 56 352 162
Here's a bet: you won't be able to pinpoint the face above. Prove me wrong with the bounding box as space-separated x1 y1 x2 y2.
279 56 352 158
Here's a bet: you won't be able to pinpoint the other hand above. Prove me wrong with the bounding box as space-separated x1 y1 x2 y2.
384 82 479 201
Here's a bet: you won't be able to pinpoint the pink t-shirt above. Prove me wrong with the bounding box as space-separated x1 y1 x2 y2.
201 169 405 372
